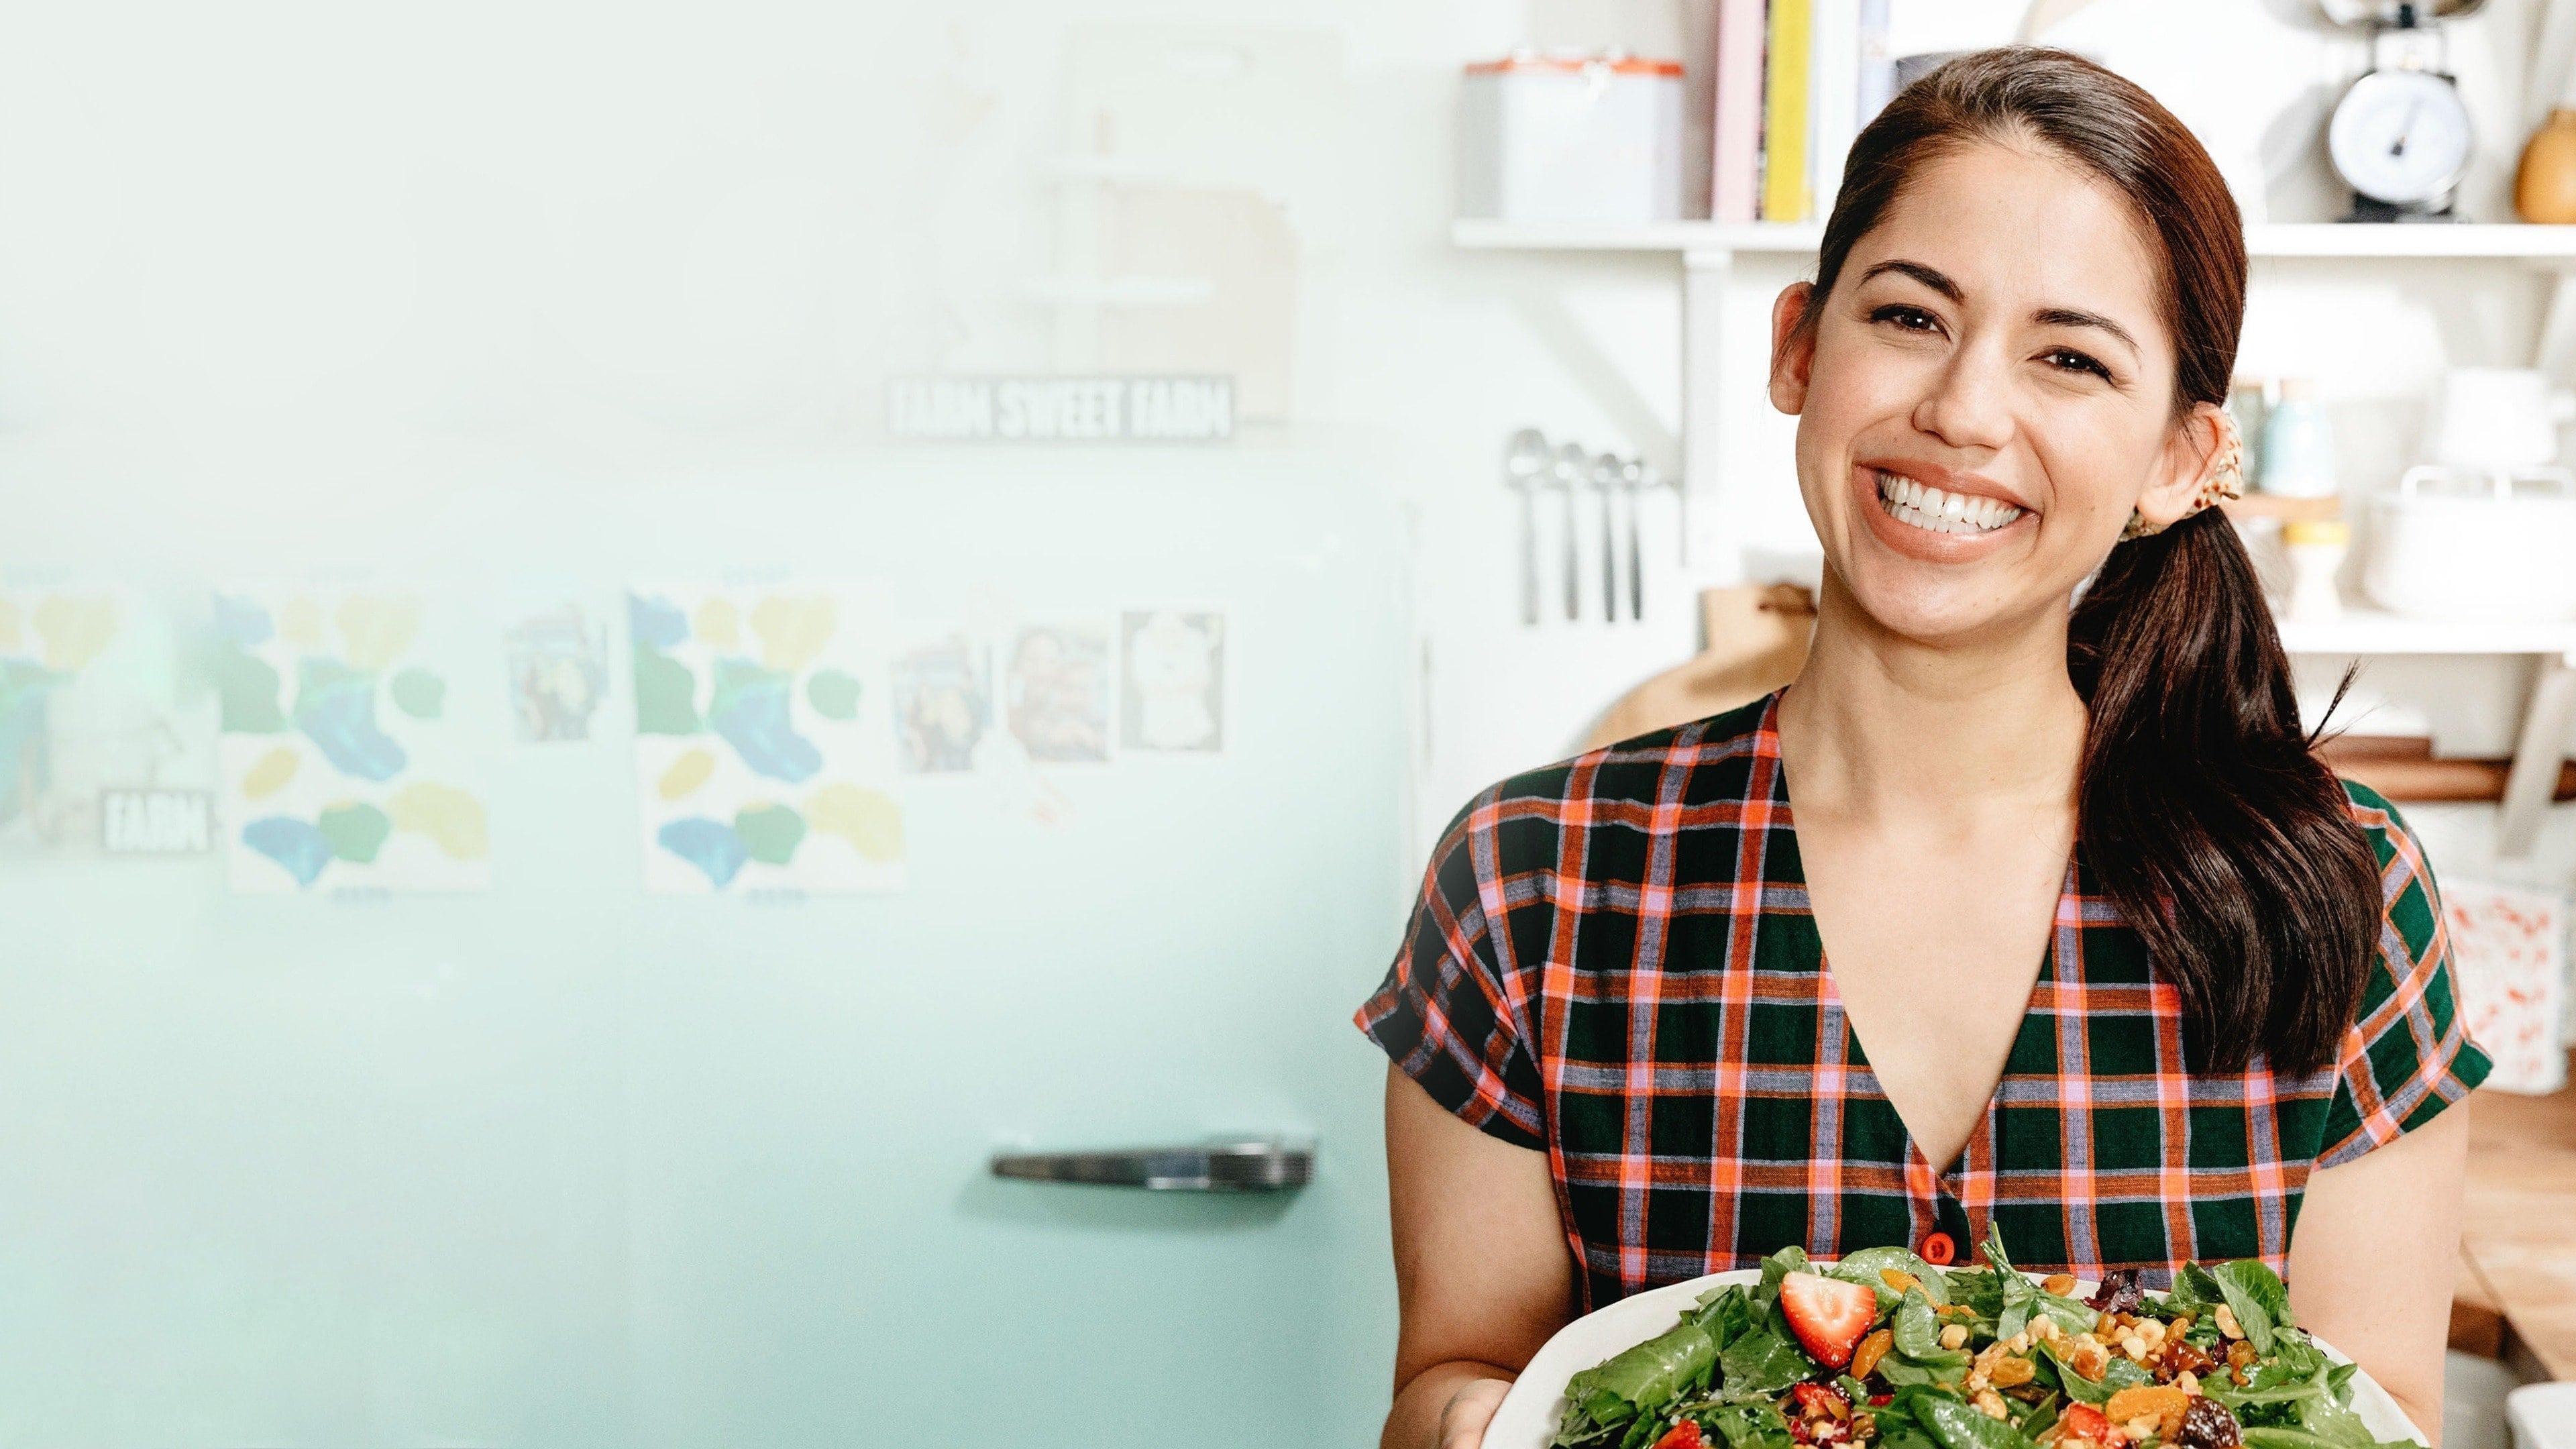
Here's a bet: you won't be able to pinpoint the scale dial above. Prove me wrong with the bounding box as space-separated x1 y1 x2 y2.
2328 67 2473 207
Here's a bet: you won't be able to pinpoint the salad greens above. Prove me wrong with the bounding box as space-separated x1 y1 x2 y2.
1548 1227 2420 1449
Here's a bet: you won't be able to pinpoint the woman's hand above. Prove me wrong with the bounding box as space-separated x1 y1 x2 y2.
1434 1378 1510 1449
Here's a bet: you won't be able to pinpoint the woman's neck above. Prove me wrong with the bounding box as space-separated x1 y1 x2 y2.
1774 571 2087 820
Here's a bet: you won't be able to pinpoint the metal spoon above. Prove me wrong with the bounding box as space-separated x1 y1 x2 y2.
1591 452 1624 623
1618 456 1648 622
1503 429 1550 627
1551 443 1589 623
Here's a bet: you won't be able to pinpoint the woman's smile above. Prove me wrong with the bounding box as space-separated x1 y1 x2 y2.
1851 458 2035 561
1870 468 2025 533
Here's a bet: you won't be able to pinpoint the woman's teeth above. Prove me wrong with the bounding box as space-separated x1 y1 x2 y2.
1873 470 2025 535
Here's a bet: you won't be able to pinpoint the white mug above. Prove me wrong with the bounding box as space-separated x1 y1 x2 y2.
2422 366 2576 475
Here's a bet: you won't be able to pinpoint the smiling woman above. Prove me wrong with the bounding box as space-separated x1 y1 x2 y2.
1362 48 2490 1449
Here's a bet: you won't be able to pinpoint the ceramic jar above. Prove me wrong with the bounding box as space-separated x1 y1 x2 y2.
2516 107 2576 225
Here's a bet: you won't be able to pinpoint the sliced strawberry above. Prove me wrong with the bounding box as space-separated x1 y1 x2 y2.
1654 1423 1705 1449
2055 1404 2115 1446
1778 1270 1879 1370
1790 1383 1852 1421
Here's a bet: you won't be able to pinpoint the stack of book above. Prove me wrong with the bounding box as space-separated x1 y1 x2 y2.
1711 0 1900 224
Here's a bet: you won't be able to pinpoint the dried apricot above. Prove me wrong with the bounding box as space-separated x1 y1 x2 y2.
2042 1273 2078 1295
2107 1385 2193 1439
2104 1385 2189 1430
1882 1269 1921 1294
1851 1328 1894 1382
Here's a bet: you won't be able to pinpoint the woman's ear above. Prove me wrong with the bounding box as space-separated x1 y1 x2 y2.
1768 281 1817 415
2135 400 2230 531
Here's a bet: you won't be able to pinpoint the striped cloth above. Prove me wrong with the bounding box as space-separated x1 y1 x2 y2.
1356 690 2489 1309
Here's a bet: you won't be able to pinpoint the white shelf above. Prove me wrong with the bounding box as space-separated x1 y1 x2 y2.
2277 608 2576 656
1451 219 2576 262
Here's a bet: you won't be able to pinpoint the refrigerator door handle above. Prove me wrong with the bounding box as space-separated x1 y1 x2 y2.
989 1137 1314 1193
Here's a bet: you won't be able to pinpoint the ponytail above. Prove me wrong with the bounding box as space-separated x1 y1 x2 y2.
2067 509 2378 1073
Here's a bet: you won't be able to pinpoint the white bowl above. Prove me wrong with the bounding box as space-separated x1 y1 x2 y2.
1483 1269 2428 1449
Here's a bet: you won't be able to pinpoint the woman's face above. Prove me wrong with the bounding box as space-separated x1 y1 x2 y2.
1768 140 2226 645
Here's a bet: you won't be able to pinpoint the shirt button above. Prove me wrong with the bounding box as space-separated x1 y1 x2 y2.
1919 1231 1957 1266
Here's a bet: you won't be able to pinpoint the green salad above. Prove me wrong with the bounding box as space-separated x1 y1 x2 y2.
1550 1227 2415 1449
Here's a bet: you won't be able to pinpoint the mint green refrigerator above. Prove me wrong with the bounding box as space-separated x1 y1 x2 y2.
0 447 1411 1446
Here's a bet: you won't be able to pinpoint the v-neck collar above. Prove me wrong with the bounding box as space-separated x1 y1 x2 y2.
1749 689 2079 1193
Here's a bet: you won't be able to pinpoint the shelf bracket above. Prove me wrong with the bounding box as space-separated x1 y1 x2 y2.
1681 248 1733 571
2496 650 2576 859
2535 262 2576 383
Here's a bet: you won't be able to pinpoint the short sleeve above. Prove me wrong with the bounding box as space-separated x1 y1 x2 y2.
2314 784 2493 1169
1353 792 1549 1150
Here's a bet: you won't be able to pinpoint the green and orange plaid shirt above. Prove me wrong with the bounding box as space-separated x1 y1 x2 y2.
1356 691 2489 1309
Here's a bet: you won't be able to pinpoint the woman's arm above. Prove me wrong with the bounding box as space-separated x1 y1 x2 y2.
1381 1065 1579 1449
2284 1099 2471 1447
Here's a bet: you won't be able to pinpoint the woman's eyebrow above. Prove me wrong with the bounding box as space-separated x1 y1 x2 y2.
2031 306 2140 358
1858 258 2141 358
1858 258 1960 301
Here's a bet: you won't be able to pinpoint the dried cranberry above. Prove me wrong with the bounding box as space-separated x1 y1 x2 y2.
2173 1396 2242 1449
2085 1269 2145 1316
2158 1340 2216 1384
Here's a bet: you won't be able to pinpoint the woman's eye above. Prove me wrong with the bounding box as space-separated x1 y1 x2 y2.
2044 347 2112 381
1870 304 1939 333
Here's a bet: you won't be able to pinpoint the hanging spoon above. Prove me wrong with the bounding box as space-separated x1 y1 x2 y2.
1619 456 1648 622
1591 452 1624 623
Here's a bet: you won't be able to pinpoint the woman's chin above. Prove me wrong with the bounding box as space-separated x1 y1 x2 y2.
1835 561 2037 645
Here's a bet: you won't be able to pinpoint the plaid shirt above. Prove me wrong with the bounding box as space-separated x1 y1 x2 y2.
1357 691 2489 1308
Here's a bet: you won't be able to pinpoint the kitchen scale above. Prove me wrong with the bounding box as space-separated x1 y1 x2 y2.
2320 0 2483 222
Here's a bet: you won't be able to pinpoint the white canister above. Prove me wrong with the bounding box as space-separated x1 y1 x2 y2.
1457 52 1685 225
2362 466 2576 621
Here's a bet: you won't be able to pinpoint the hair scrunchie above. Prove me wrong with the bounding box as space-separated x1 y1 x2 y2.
2123 409 2246 541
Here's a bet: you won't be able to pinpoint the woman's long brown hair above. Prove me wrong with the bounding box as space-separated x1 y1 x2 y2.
1792 46 2378 1073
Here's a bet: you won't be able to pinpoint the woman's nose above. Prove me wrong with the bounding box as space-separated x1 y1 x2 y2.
1911 352 2016 453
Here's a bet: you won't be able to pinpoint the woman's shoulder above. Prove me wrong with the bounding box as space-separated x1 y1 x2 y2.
2326 775 2457 1039
2334 776 2434 880
2312 777 2493 1161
